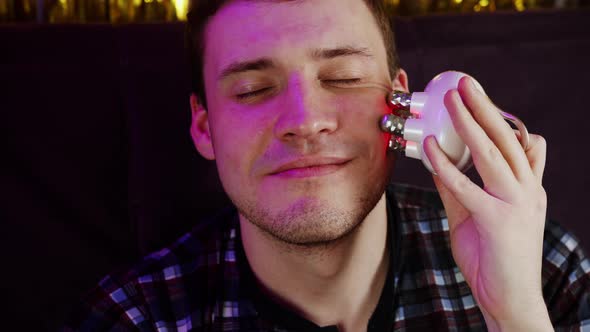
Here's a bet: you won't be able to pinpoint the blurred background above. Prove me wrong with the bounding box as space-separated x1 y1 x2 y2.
2 0 590 330
1 0 590 23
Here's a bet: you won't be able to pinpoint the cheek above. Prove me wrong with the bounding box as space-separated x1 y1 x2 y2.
337 93 394 182
337 93 391 153
209 107 274 186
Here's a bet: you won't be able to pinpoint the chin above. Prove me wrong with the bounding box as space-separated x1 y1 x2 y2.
237 184 386 246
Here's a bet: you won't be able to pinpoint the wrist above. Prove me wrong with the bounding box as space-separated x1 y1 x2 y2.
495 315 553 332
483 302 553 332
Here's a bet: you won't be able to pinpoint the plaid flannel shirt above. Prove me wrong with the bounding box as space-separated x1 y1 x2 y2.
62 184 590 331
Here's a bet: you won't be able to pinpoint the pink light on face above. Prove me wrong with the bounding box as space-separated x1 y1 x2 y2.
204 1 338 76
196 0 402 245
239 3 335 45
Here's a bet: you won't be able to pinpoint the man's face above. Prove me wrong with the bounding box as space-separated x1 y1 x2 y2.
196 0 405 245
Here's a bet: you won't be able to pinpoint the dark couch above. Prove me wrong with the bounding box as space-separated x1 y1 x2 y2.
2 9 589 330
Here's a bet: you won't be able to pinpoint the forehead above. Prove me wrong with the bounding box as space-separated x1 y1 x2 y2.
203 0 385 73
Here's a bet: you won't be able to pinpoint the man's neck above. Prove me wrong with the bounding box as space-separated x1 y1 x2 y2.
240 194 390 331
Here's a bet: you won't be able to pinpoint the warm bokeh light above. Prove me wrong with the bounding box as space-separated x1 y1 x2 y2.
473 0 491 12
514 0 526 11
1 0 588 23
172 0 188 21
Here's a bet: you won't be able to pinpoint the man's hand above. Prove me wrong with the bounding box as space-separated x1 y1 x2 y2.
423 77 552 331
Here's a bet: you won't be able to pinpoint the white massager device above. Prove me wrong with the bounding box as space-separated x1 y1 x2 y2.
380 71 529 174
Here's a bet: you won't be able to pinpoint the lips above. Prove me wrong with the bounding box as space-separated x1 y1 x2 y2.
269 157 351 178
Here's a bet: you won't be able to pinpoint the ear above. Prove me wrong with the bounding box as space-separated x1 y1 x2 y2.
391 68 409 93
190 94 215 160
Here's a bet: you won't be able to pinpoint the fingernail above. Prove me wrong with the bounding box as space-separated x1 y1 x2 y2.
424 135 436 149
468 76 487 96
468 77 477 91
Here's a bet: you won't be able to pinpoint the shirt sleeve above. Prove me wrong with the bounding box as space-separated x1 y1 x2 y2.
541 219 590 331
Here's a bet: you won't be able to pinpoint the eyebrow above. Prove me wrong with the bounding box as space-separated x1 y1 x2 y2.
219 58 275 81
310 46 374 60
218 46 373 81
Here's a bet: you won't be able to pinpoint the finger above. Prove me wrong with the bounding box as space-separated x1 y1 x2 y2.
444 89 519 200
513 131 547 184
424 135 493 213
458 77 533 182
526 134 547 183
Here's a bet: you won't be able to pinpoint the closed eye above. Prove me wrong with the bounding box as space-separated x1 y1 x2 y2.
234 78 364 102
323 78 362 85
235 87 274 101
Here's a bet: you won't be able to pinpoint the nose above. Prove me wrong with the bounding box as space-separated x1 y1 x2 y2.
273 75 339 142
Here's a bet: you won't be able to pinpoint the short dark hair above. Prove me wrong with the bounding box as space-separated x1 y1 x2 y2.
186 0 400 109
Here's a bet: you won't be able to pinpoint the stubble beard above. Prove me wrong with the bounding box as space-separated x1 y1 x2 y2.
234 180 388 249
